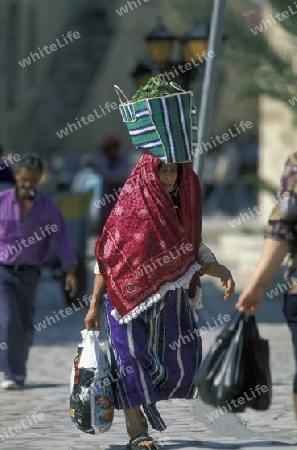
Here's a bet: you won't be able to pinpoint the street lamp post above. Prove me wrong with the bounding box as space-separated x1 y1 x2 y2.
131 18 210 90
131 62 152 88
145 17 176 64
193 0 227 179
180 22 209 64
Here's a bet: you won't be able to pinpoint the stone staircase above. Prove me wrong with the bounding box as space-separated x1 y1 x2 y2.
202 216 285 290
214 236 285 294
21 7 113 155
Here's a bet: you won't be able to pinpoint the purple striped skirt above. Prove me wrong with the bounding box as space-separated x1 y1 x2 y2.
103 287 202 431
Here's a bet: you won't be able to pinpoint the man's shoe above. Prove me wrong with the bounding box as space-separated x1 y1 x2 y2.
0 380 23 390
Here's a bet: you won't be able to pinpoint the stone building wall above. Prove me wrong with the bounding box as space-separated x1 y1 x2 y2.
259 3 297 222
0 0 87 151
0 0 261 159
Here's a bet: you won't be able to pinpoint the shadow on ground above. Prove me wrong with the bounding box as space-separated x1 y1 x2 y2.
107 439 297 450
22 383 69 389
201 279 285 326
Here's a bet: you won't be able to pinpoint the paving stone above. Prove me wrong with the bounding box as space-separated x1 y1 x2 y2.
1 272 297 449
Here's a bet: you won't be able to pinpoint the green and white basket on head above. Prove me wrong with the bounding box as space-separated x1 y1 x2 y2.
114 77 199 163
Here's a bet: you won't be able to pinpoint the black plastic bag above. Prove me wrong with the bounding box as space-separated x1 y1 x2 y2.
195 311 271 412
243 315 271 411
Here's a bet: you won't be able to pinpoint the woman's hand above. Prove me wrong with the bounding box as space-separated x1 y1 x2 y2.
236 284 265 315
220 271 236 300
84 303 100 330
202 262 235 300
83 274 106 331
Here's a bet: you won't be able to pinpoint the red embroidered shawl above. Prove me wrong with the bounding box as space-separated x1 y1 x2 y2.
95 154 202 323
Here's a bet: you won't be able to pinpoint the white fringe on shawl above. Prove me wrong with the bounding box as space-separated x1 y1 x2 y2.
111 261 203 324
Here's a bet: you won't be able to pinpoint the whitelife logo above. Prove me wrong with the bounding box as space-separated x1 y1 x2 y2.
132 243 194 281
154 50 215 87
56 102 118 139
191 121 253 158
116 0 150 16
0 153 21 170
288 95 297 107
94 365 134 389
266 277 297 299
0 224 58 262
93 172 154 210
34 295 92 331
249 3 297 35
0 413 45 442
18 31 81 68
206 384 269 421
169 314 231 351
228 192 290 228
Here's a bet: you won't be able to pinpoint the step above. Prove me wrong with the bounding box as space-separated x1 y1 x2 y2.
218 233 264 262
20 5 114 155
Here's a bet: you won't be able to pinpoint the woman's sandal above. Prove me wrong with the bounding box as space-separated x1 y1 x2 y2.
126 433 158 449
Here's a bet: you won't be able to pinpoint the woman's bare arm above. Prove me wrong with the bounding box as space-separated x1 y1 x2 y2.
84 274 106 330
198 242 235 300
236 237 289 314
203 262 235 300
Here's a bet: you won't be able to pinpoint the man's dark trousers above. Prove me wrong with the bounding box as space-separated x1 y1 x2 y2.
0 265 40 383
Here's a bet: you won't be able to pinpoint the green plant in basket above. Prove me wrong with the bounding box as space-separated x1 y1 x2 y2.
131 75 178 102
114 75 197 163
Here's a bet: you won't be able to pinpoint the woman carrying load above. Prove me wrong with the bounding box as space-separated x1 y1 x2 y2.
84 153 235 449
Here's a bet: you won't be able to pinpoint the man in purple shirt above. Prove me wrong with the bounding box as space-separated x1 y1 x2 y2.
0 154 78 389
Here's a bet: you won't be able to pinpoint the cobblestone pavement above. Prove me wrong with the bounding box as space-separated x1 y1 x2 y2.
1 270 297 450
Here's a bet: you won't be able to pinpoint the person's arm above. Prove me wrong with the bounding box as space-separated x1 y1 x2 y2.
236 154 296 315
198 242 235 300
204 262 235 300
64 265 77 297
50 203 77 268
49 200 78 296
84 274 106 330
236 237 289 314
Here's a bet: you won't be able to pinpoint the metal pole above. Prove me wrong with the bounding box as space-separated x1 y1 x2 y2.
193 0 227 179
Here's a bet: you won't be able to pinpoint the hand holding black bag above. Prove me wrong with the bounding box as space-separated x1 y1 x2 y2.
195 312 271 412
